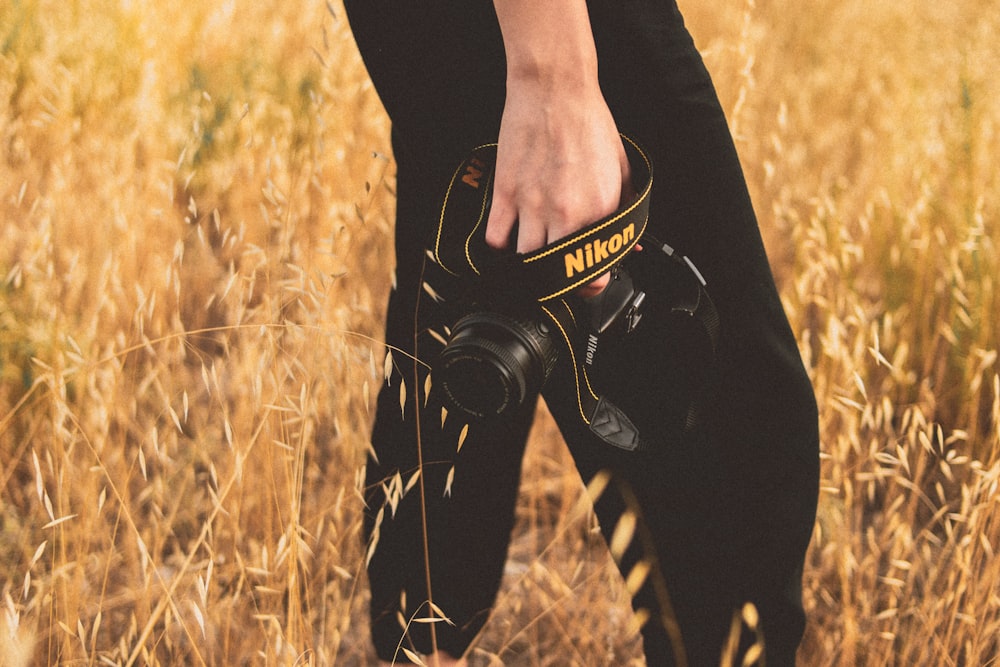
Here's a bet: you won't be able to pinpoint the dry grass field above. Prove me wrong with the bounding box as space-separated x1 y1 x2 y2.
1 0 998 664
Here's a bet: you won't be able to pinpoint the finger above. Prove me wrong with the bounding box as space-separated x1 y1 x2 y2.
515 213 549 254
577 271 611 298
484 194 516 250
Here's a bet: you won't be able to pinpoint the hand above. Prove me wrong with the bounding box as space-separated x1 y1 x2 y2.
485 79 633 295
486 1 634 297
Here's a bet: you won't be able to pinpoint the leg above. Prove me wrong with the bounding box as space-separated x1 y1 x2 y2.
540 4 820 663
345 6 519 659
364 135 537 663
542 223 819 665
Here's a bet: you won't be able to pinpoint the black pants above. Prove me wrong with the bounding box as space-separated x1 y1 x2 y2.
345 2 820 664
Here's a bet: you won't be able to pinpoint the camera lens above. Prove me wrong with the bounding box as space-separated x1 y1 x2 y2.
436 312 558 419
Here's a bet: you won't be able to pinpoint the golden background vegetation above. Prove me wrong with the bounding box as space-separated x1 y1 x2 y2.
1 0 997 664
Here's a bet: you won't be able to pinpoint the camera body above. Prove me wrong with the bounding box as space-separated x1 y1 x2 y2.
435 265 645 420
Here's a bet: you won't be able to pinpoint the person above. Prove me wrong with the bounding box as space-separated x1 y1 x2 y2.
342 1 820 665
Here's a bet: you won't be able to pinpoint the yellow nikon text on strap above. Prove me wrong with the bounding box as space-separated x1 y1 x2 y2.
564 222 636 279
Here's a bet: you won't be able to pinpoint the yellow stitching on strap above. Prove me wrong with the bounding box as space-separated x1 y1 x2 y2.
434 143 498 277
433 159 469 277
463 171 493 276
541 301 599 425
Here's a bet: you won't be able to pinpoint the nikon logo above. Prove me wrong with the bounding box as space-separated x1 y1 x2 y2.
461 158 486 189
585 333 599 366
563 223 635 278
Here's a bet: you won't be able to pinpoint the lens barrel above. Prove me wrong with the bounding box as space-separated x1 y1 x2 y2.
436 311 558 419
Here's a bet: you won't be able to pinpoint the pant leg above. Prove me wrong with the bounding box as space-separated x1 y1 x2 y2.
538 3 821 664
343 5 523 659
544 411 816 667
363 132 539 661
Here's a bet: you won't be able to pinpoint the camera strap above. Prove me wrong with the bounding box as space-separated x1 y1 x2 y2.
432 135 651 301
430 137 719 452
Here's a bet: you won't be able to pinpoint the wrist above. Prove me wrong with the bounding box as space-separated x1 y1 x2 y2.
505 43 599 89
504 55 602 107
496 3 600 92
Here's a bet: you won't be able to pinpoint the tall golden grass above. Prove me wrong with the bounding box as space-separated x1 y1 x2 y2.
1 0 997 664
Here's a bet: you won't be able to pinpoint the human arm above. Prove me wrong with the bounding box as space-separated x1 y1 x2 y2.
485 0 632 295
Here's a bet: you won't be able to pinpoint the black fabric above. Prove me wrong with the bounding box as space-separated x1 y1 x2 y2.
345 1 820 664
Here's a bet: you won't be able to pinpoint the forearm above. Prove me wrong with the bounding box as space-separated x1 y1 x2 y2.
493 1 600 91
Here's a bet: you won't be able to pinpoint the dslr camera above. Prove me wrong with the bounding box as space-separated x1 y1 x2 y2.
426 138 716 451
435 264 646 420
